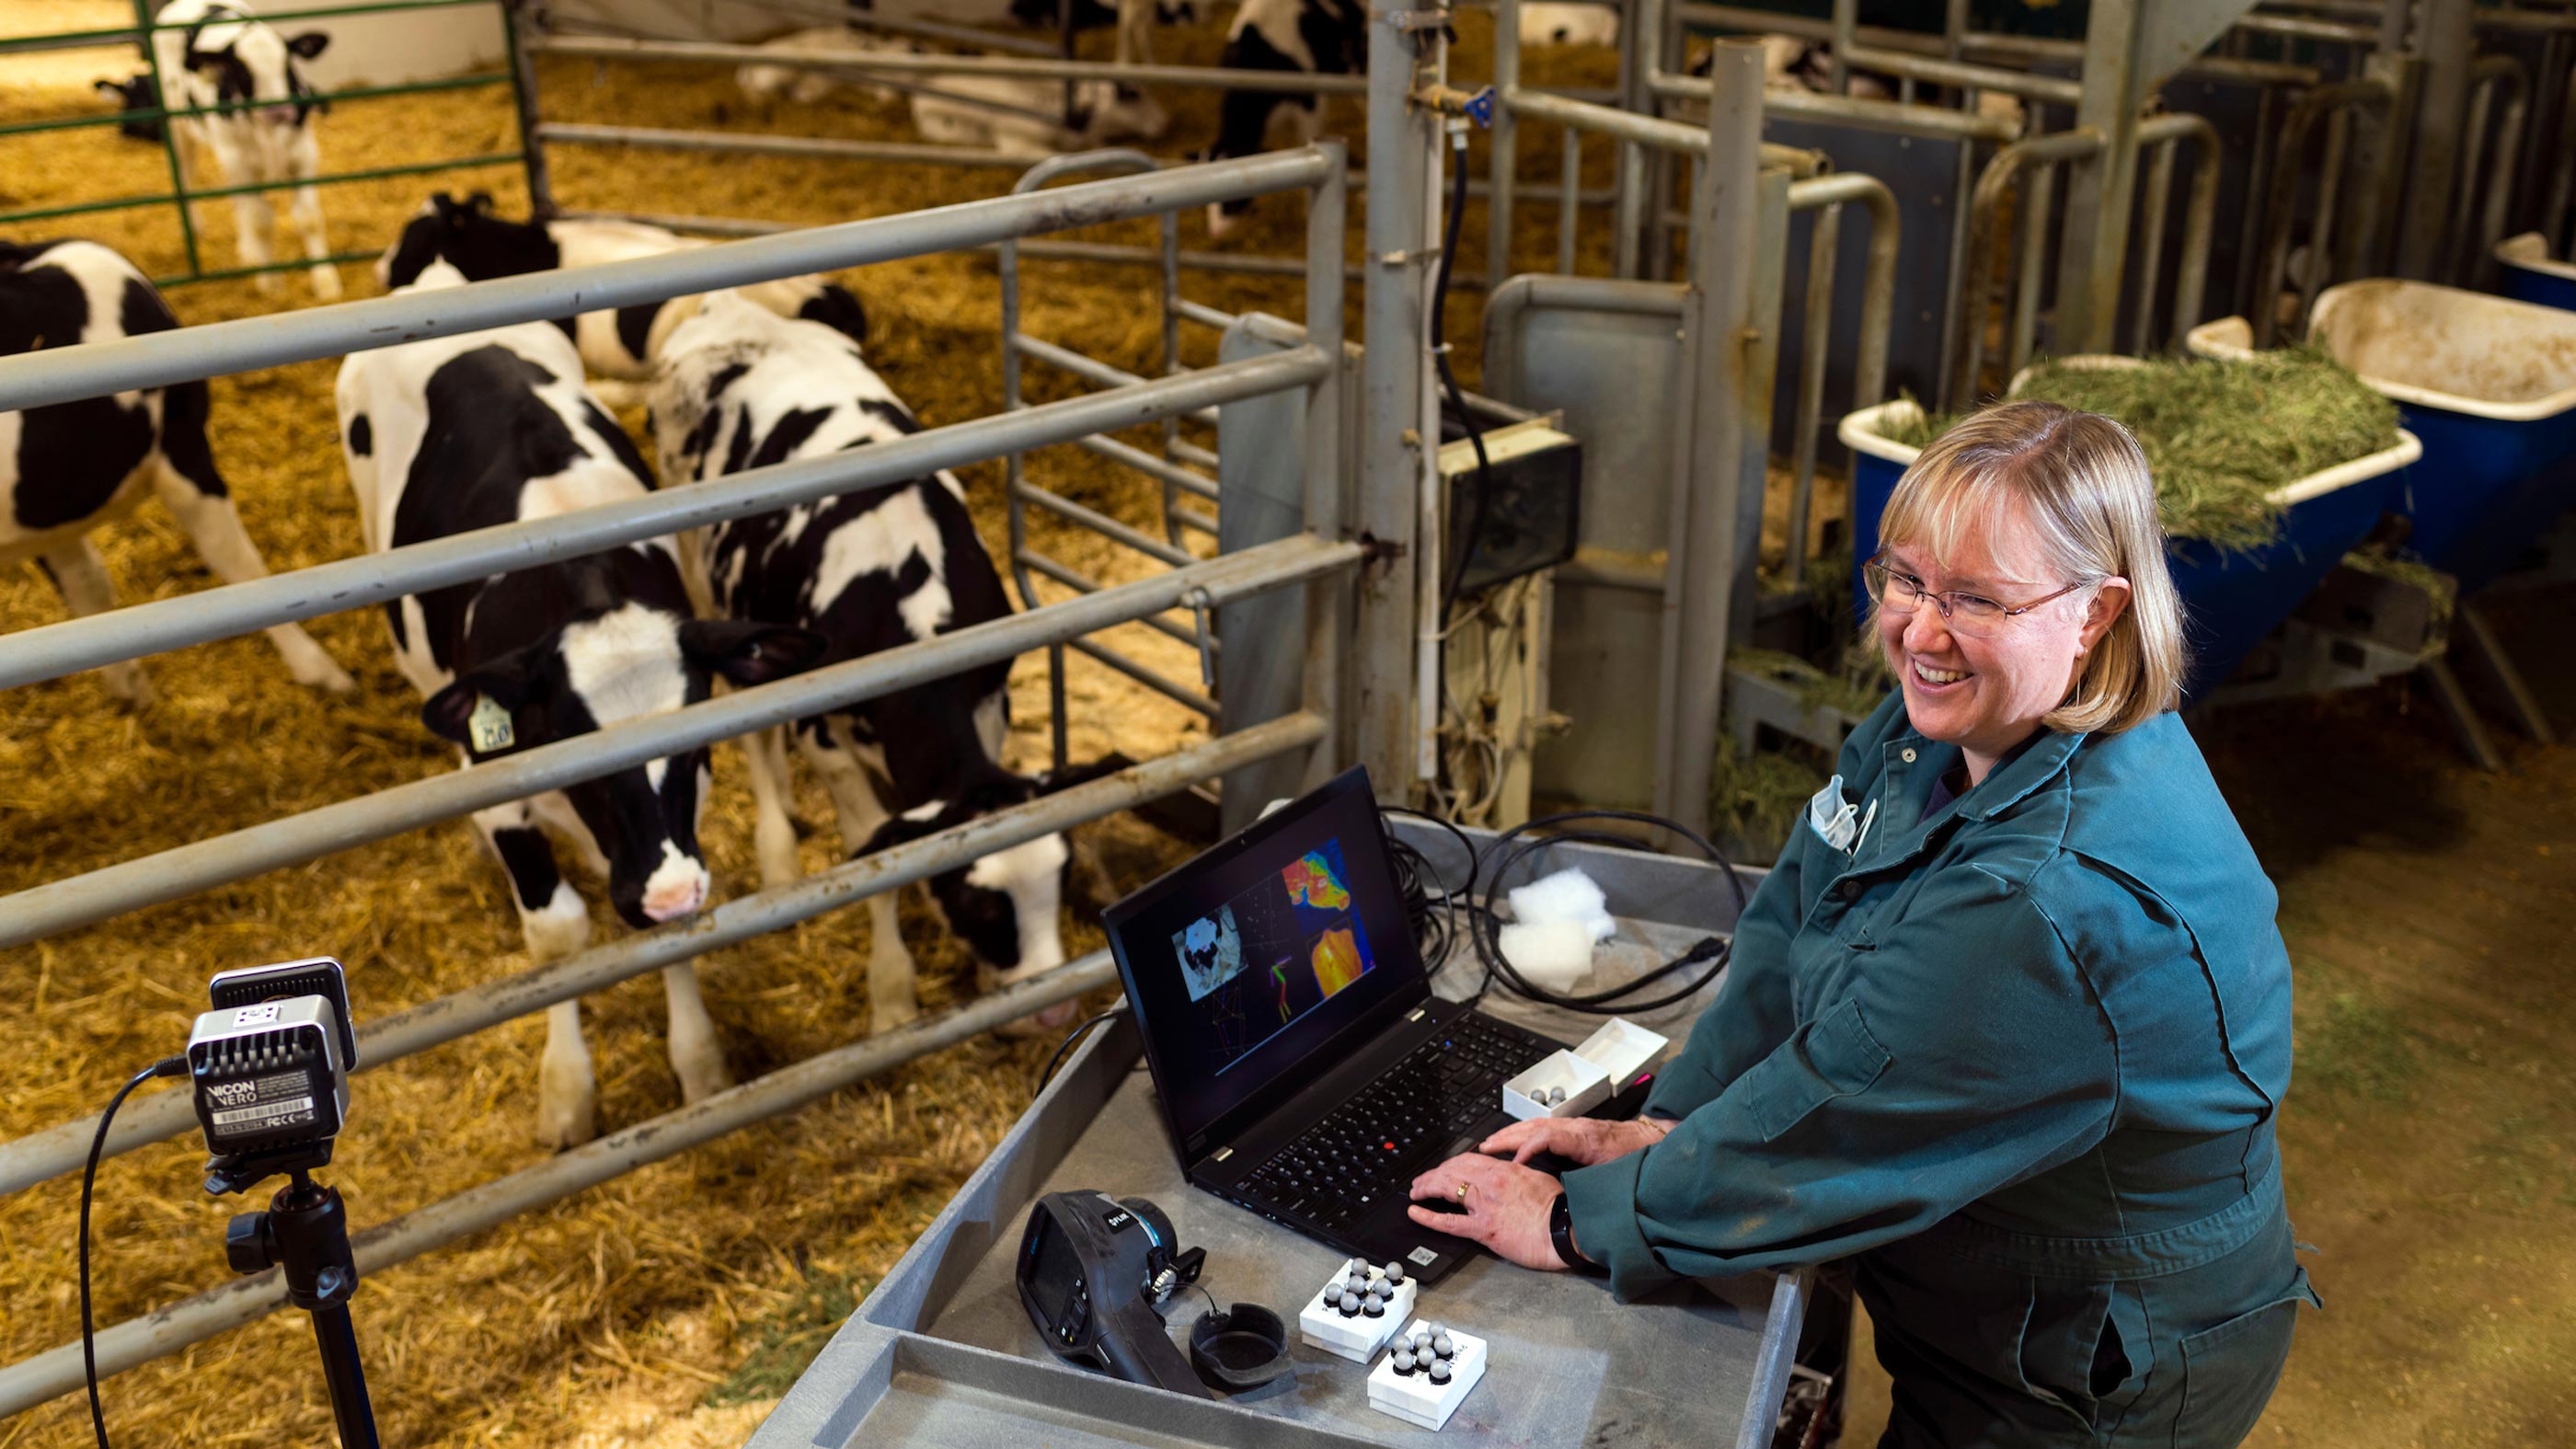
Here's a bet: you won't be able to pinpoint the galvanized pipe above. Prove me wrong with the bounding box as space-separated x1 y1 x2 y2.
0 533 1355 949
1836 40 2086 105
538 120 1033 170
0 717 1317 1195
2156 114 2220 349
1075 432 1222 502
502 0 555 217
2009 162 2055 375
1950 127 2103 407
531 34 1374 93
1013 333 1219 426
1065 638 1219 715
2459 54 2529 287
1015 552 1208 651
2254 80 2393 346
1650 70 2018 144
2130 137 2179 356
1787 171 1896 416
0 146 1335 412
1491 0 1524 295
1785 200 1839 588
0 351 1319 690
0 954 1130 1414
1014 480 1201 568
1560 124 1583 273
705 0 1064 58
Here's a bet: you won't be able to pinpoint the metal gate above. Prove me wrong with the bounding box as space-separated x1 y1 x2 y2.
0 143 1375 1413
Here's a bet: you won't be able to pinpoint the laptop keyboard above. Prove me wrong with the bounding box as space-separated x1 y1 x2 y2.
1237 1015 1555 1231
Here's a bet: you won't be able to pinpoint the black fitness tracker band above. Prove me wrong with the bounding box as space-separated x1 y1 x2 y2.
1550 1192 1606 1276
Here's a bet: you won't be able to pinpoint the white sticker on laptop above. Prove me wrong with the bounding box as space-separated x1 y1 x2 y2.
1409 1247 1439 1267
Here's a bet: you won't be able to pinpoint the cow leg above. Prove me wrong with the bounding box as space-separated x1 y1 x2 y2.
742 723 801 888
1115 0 1156 66
287 131 340 299
661 963 732 1103
152 397 355 693
229 190 282 295
35 540 151 705
801 718 918 1030
474 802 598 1148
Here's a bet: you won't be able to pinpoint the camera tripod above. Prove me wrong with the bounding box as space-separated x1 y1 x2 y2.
222 1165 380 1449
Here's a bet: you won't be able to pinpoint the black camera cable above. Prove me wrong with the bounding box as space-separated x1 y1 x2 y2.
1459 810 1754 1016
81 1055 187 1449
1029 1005 1126 1099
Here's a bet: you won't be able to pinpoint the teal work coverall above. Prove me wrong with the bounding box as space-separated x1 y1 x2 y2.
1563 694 2317 1448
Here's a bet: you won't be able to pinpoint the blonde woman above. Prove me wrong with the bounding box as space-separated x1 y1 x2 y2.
1412 401 2316 1447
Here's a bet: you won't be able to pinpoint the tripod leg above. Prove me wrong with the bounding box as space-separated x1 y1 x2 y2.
309 1304 382 1449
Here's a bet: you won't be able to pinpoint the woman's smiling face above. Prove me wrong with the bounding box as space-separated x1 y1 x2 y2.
1876 500 2129 783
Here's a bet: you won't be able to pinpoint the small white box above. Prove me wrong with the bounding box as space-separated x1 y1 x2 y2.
1367 1318 1489 1431
1296 1259 1418 1363
1501 1017 1668 1121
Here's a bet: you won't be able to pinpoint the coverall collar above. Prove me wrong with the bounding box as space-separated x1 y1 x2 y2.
1883 716 2086 822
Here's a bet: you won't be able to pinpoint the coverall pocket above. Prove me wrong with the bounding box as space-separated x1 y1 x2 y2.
2170 1269 2317 1449
1742 997 1892 1141
2014 1281 2151 1433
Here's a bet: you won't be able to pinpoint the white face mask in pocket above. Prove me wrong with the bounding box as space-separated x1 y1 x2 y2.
1807 775 1858 851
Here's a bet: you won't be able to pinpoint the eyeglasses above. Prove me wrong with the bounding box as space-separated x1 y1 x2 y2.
1865 557 2086 637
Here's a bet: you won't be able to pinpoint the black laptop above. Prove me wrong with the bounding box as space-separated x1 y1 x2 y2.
1100 766 1559 1285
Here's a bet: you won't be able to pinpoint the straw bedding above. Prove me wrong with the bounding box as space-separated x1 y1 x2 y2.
0 8 1626 1446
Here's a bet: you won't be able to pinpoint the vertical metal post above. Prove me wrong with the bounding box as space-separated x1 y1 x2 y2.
1786 201 1839 588
1356 10 1432 798
2055 0 2150 354
1558 125 1581 273
1653 38 1765 834
2127 138 2175 356
1159 205 1187 545
1831 0 1857 95
1614 141 1645 278
501 0 555 218
138 1 204 281
2399 0 2472 278
2009 162 2054 375
1490 0 1521 294
1301 143 1350 786
1614 0 1652 280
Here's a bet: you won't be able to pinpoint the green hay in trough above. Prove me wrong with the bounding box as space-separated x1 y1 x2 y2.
1882 347 2402 554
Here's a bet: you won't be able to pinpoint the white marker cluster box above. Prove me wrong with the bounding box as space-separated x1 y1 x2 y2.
1296 1258 1419 1363
1502 1017 1668 1121
1367 1317 1489 1431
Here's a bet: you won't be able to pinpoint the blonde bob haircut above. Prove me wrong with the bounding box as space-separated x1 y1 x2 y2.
1878 398 2185 735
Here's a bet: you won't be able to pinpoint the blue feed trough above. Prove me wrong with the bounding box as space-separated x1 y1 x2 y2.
2495 233 2576 314
2191 282 2576 594
1837 359 2421 703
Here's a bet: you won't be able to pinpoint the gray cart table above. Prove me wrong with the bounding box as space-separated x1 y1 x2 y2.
749 822 1805 1449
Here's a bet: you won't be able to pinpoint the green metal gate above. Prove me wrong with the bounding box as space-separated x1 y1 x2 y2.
0 0 537 288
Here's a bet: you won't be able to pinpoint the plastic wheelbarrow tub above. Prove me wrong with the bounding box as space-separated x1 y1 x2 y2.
2495 233 2576 313
1836 356 2421 702
2190 280 2576 593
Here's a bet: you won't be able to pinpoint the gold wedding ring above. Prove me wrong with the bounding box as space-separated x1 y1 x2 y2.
1455 1182 1471 1203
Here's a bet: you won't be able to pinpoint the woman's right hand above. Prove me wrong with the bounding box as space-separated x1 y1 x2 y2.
1479 1114 1673 1168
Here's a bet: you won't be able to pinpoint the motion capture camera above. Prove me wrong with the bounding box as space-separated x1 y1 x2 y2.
187 958 359 1196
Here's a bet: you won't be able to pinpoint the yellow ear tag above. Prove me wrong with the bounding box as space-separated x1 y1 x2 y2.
466 695 515 753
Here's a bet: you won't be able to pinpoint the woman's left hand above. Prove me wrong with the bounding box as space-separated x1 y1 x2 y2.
1406 1152 1568 1271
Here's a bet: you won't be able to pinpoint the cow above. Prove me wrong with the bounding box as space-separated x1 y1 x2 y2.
1201 0 1366 240
150 0 340 299
336 261 826 1147
93 74 167 142
1519 3 1616 47
734 27 917 107
909 76 1168 155
374 194 870 402
2 238 353 703
650 292 1105 1036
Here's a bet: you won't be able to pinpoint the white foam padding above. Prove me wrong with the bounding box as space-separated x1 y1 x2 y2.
1506 867 1616 942
1497 919 1594 993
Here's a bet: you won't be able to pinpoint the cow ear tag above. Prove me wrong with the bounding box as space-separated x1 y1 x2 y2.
467 695 515 753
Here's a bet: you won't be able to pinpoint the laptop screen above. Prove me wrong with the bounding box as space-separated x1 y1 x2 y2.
1102 766 1426 1156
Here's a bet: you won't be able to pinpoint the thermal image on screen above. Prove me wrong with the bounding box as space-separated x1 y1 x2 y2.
1176 836 1381 1075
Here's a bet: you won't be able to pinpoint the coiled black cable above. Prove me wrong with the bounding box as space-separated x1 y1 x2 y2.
82 1056 187 1449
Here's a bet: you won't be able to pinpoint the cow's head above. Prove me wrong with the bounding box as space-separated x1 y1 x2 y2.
181 15 328 132
857 759 1125 1030
375 191 555 291
94 73 166 142
423 607 827 927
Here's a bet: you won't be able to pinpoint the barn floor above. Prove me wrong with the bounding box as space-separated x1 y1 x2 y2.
3 6 2572 1449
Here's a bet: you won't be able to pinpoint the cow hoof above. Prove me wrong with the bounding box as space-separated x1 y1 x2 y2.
105 667 156 709
871 995 921 1033
672 1044 733 1104
310 267 344 301
294 653 358 695
536 1097 597 1150
995 998 1080 1039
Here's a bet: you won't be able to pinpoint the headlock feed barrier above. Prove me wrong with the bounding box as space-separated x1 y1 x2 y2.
0 142 1364 1414
0 0 538 288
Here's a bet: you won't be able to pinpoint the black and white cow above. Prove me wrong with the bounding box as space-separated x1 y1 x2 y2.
93 74 167 143
2 237 352 703
337 262 825 1147
650 293 1102 1035
1201 0 1367 239
374 194 870 394
151 0 339 298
